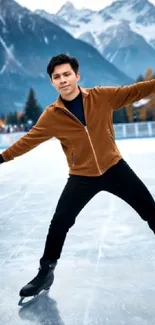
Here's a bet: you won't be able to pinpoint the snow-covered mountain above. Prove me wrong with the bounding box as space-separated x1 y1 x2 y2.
99 0 155 45
35 0 155 79
96 20 155 79
57 1 94 23
0 0 132 115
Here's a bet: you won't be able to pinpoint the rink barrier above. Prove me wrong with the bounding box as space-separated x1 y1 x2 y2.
0 122 155 149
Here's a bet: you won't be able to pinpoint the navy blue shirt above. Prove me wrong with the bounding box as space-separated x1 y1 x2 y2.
61 91 86 126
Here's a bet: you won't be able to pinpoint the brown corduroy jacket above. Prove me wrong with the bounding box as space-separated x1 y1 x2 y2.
1 80 155 176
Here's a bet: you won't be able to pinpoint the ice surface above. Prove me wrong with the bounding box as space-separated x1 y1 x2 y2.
0 138 155 325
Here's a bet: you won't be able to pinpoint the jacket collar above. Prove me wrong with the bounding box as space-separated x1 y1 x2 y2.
52 86 89 109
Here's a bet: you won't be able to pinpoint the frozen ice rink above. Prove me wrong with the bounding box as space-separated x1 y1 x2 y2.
0 137 155 325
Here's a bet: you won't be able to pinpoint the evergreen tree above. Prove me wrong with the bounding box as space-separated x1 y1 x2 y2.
136 75 144 82
23 88 42 125
146 110 153 121
0 114 5 121
6 111 18 125
113 107 129 124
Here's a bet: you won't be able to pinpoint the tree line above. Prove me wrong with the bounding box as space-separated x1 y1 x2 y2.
113 68 155 123
0 88 43 130
1 68 155 127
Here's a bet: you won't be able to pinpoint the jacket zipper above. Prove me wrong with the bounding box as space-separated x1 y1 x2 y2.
84 126 102 175
60 107 102 175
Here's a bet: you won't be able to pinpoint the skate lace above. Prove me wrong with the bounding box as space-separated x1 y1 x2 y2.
30 267 48 285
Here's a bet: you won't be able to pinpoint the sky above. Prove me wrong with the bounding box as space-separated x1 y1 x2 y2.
15 0 155 14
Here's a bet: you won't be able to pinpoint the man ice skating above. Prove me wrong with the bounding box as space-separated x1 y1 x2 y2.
0 54 155 305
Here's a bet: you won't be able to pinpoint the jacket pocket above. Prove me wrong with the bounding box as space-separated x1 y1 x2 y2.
107 129 115 143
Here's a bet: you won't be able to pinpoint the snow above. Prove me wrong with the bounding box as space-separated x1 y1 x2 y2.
106 2 148 23
82 14 110 35
44 36 49 44
100 3 155 45
0 63 7 74
33 0 155 56
55 1 155 52
57 1 93 23
0 138 155 323
0 36 22 68
130 22 155 43
0 13 6 26
18 14 24 33
109 50 119 62
40 73 45 78
30 17 36 31
133 98 151 107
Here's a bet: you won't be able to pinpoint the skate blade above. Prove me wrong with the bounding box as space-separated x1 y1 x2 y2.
18 295 39 307
18 287 50 307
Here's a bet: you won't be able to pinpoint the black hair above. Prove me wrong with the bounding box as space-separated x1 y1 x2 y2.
47 53 79 78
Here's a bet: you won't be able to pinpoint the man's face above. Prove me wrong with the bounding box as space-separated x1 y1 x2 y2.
51 63 80 96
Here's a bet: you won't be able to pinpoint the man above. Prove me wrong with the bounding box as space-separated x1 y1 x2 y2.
0 54 155 304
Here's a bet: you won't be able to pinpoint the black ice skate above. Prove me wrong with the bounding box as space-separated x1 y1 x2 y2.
18 259 57 306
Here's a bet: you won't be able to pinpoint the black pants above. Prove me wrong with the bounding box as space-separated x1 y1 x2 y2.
40 159 155 263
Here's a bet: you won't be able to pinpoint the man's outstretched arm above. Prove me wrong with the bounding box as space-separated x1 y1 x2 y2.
0 107 54 163
98 79 155 110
